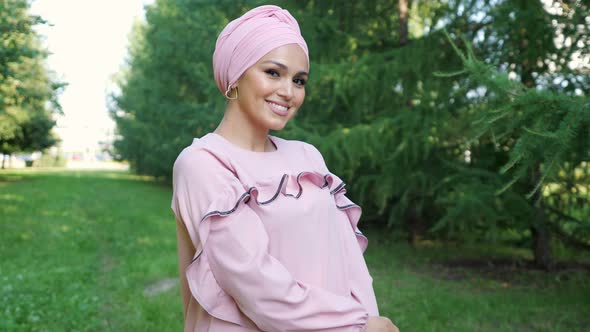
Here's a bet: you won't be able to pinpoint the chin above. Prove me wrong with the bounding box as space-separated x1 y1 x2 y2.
264 113 295 131
268 121 288 131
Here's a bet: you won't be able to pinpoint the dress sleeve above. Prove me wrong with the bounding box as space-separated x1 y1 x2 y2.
171 147 369 331
303 142 369 253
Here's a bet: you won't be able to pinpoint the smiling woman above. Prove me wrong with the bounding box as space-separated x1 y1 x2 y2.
170 5 398 332
222 44 308 137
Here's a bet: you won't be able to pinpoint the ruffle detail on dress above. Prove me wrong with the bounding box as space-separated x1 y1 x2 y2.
333 190 368 253
185 171 366 326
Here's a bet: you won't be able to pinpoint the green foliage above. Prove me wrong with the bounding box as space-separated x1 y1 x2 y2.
440 30 589 249
111 0 254 176
0 0 63 156
113 0 590 261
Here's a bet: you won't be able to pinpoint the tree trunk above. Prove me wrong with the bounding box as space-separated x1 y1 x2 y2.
398 0 422 246
406 202 425 246
1 154 5 169
531 223 552 269
516 22 553 268
530 164 553 269
398 0 409 46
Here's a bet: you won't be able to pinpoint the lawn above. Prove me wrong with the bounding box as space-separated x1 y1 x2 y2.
1 170 588 331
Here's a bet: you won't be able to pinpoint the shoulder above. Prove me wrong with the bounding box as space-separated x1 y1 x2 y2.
173 138 235 182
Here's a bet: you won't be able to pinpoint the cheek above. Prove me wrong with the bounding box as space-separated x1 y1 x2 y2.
264 83 279 96
244 75 272 96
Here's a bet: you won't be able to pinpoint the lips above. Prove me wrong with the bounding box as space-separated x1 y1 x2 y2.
266 100 290 116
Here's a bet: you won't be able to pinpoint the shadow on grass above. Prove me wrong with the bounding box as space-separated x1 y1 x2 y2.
0 168 169 187
0 173 26 186
371 231 590 292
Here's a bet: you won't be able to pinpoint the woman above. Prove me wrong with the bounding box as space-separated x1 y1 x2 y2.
171 5 399 332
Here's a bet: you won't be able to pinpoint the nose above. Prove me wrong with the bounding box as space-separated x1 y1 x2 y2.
276 79 293 100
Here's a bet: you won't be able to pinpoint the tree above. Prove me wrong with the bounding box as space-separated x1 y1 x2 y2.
0 0 63 167
113 0 589 267
111 0 250 176
284 0 589 267
440 32 589 267
436 0 590 268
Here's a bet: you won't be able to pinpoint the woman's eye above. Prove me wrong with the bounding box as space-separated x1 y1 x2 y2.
294 78 306 86
265 69 279 77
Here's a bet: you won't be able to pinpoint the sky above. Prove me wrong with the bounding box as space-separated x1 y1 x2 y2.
30 0 154 153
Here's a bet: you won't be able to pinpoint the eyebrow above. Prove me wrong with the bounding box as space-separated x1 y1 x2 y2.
262 60 308 76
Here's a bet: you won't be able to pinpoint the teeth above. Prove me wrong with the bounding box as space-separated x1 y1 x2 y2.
268 101 288 112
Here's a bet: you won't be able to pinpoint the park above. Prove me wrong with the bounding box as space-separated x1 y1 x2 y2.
1 0 589 331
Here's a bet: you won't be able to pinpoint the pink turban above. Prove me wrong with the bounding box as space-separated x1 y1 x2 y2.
212 5 309 95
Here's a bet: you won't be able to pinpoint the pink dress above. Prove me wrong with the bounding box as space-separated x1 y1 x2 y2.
171 133 379 331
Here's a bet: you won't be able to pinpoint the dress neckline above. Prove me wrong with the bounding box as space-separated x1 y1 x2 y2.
205 132 281 155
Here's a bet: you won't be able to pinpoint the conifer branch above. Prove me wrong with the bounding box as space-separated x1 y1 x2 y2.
526 158 556 199
522 127 559 139
495 175 519 196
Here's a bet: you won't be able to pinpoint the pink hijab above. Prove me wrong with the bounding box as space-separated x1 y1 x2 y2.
212 5 309 95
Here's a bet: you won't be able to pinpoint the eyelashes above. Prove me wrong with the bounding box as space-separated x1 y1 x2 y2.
265 69 280 77
294 78 307 86
264 69 307 86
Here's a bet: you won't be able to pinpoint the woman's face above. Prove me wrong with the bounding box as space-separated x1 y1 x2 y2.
234 44 309 132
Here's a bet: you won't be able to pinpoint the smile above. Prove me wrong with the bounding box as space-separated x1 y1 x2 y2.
266 101 290 116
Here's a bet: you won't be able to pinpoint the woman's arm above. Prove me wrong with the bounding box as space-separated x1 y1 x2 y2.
368 317 400 332
175 218 195 319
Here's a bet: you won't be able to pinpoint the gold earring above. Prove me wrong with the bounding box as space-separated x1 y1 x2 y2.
225 84 238 100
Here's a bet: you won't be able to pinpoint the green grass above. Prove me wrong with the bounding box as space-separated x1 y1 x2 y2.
0 170 181 331
1 169 588 331
365 235 590 331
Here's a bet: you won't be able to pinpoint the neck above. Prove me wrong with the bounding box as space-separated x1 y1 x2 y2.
214 103 274 152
